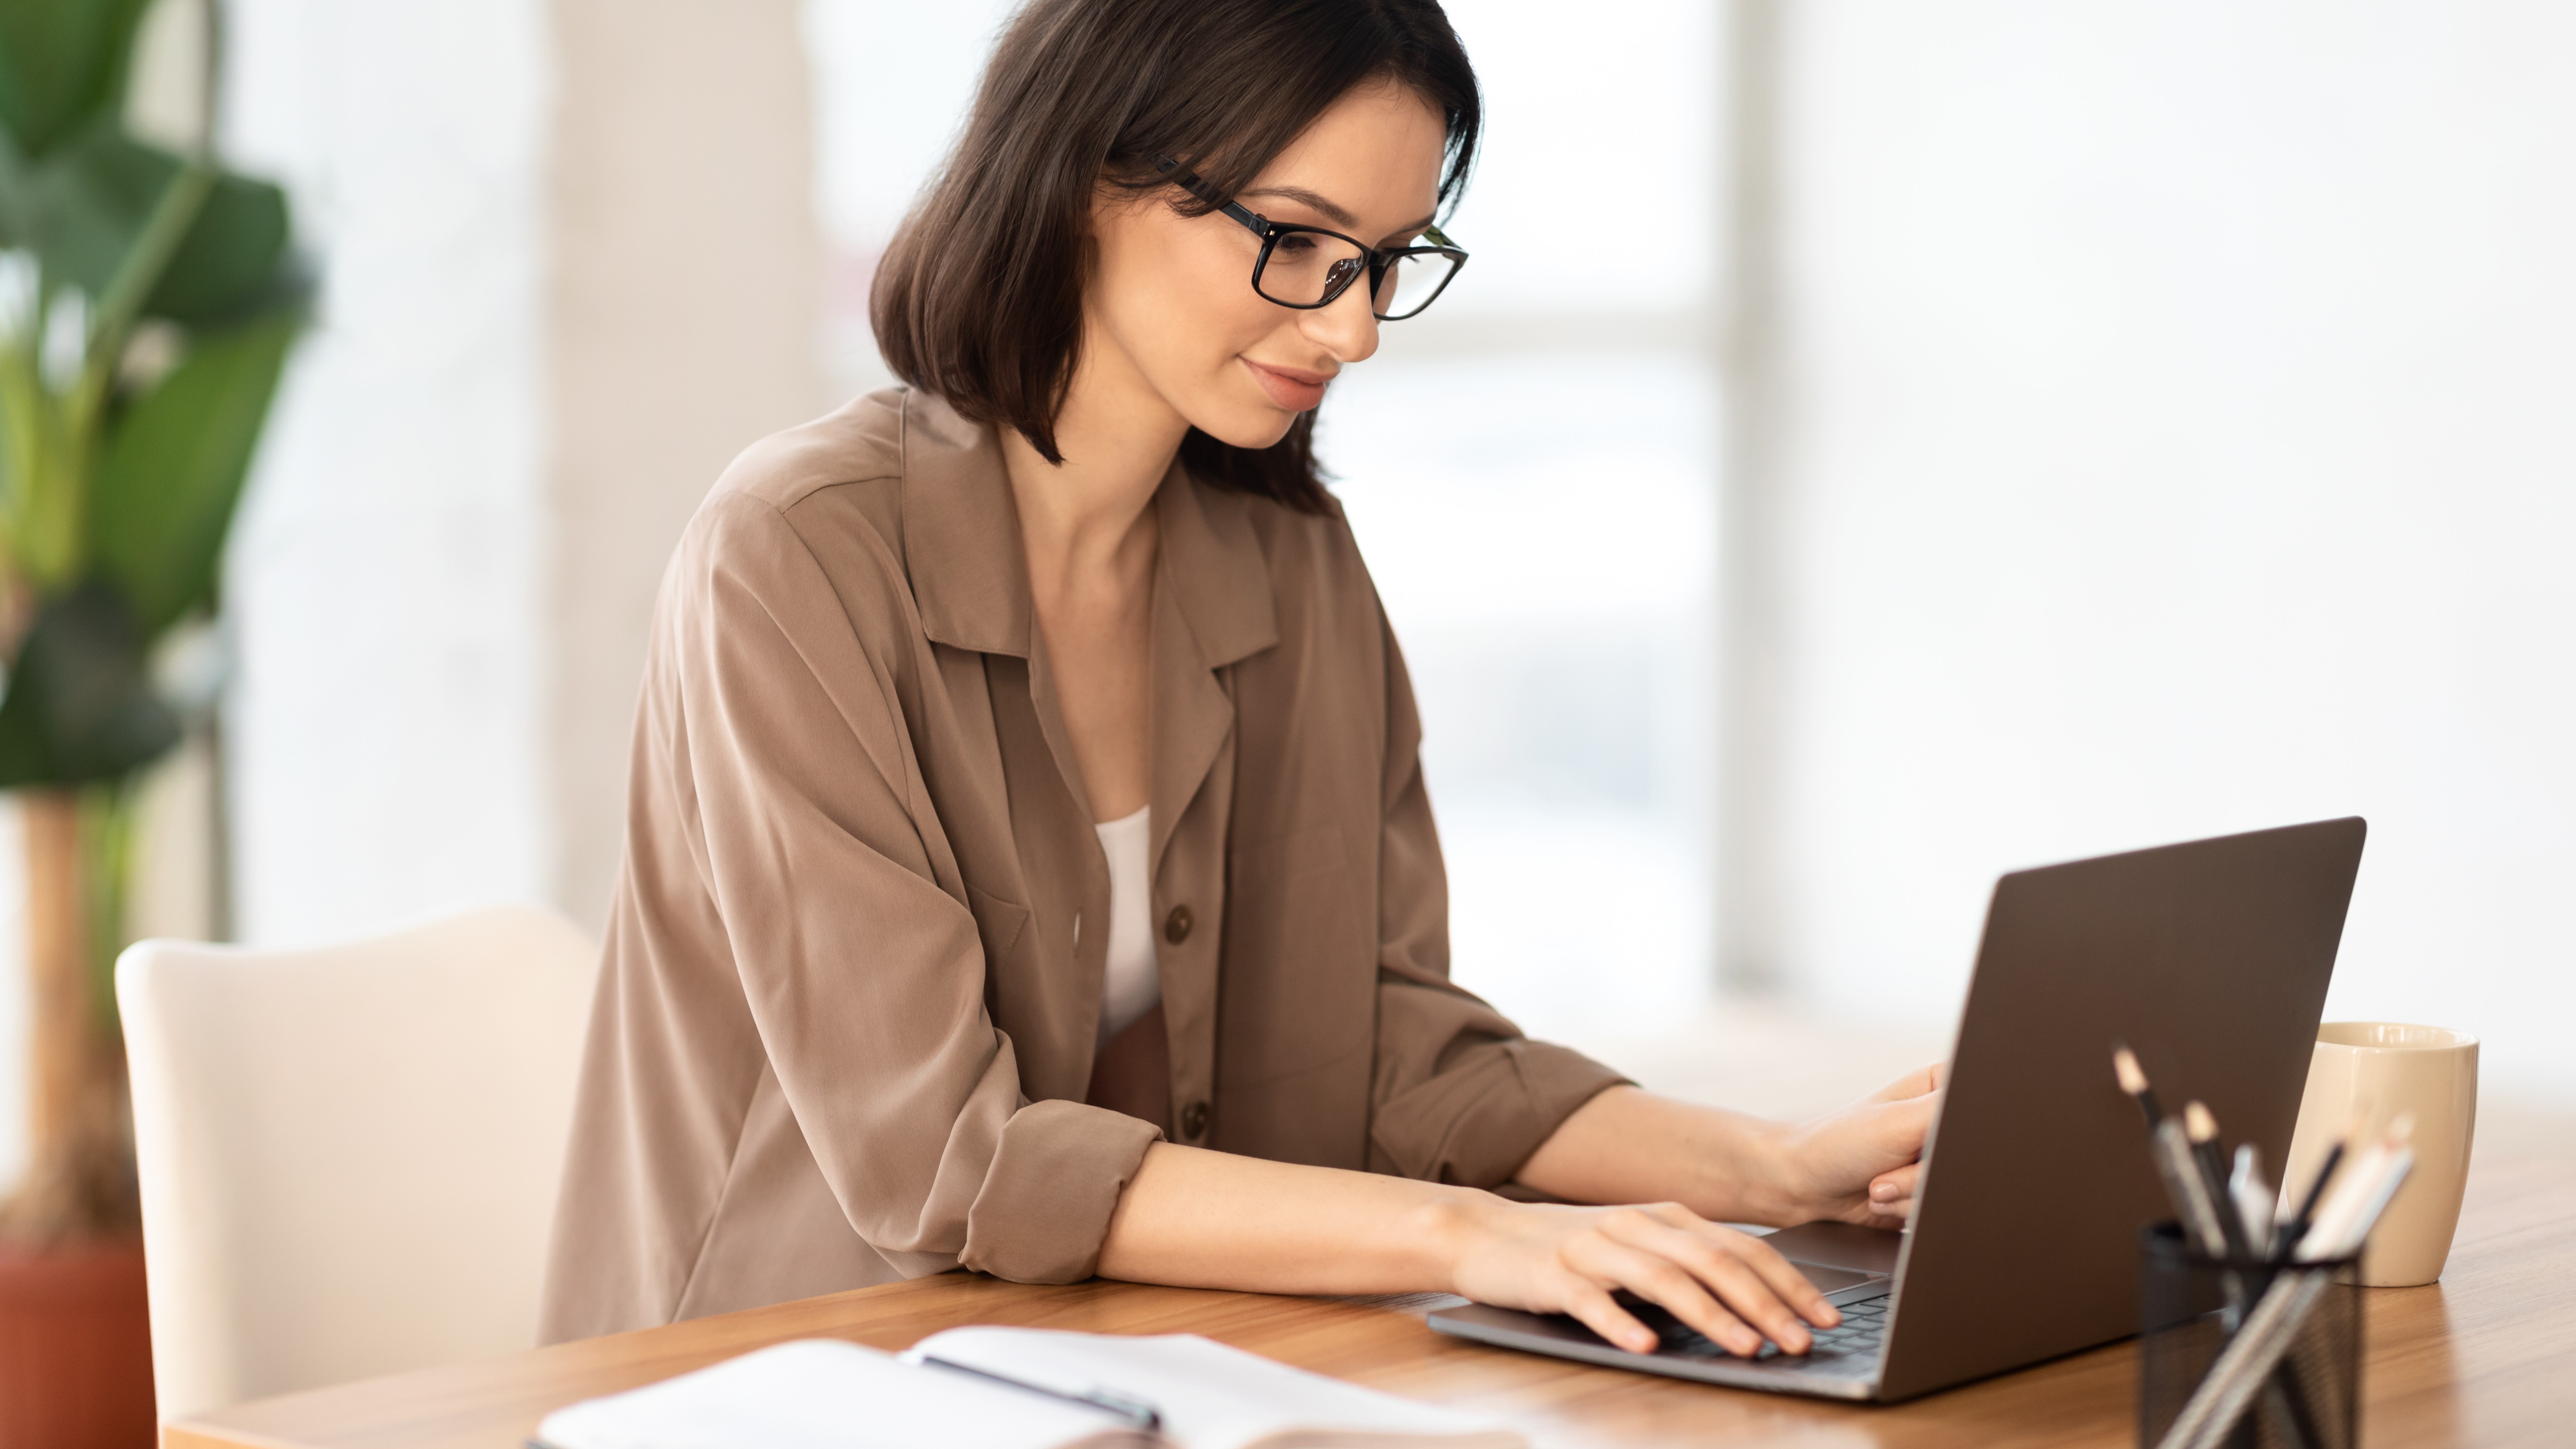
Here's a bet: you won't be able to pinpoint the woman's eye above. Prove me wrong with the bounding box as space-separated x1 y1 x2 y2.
1275 234 1318 257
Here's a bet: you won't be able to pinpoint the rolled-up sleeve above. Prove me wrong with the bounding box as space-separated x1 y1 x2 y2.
679 493 1158 1281
1362 619 1630 1185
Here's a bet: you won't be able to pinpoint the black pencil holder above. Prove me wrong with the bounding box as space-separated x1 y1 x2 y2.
2137 1224 2362 1449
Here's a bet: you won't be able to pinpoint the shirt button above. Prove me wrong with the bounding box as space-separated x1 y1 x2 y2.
1180 1100 1209 1139
1163 904 1193 945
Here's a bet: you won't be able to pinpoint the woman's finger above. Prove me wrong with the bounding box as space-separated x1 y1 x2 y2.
1701 1223 1842 1331
1564 1235 1764 1356
1662 1216 1840 1329
1553 1276 1659 1355
1568 1232 1765 1356
1601 1213 1827 1352
1868 1164 1922 1207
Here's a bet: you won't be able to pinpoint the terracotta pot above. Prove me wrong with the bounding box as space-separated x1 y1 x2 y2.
0 1236 156 1449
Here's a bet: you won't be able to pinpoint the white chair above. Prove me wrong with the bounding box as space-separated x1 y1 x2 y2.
116 905 597 1419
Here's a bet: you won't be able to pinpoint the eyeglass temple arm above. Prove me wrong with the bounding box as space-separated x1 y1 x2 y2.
1154 154 1226 204
1156 155 1462 263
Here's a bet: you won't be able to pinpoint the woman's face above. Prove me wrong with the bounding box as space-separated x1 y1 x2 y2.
1086 80 1449 448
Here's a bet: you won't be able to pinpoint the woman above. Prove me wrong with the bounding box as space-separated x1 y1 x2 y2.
541 0 1939 1360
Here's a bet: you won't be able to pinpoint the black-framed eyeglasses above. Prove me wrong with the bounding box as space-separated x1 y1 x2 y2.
1155 156 1468 321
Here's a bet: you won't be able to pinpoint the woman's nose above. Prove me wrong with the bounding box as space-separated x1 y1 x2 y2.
1301 277 1381 365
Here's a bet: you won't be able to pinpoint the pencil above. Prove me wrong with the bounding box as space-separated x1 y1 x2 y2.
2112 1045 2165 1127
2154 1117 2231 1255
2184 1102 2252 1260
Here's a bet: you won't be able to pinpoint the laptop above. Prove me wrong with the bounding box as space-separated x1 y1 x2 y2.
1428 817 2367 1403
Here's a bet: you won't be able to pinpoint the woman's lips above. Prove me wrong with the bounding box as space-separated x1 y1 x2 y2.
1241 358 1331 412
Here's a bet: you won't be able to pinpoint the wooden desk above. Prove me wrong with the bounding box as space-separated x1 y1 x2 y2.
169 1155 2576 1449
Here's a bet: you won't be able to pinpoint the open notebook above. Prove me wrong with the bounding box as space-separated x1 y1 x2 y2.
532 1326 1525 1449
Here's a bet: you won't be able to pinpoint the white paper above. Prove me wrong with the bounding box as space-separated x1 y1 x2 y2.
903 1327 1526 1449
533 1339 1152 1449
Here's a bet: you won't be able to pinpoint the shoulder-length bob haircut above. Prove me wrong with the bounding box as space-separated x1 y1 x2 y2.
870 0 1479 516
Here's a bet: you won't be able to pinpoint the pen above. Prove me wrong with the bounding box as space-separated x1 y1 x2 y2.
2229 1143 2274 1260
917 1355 1164 1432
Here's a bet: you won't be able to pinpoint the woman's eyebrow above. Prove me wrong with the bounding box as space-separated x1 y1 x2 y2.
1238 184 1436 237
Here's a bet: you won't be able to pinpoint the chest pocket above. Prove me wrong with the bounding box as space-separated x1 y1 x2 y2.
1219 821 1373 1084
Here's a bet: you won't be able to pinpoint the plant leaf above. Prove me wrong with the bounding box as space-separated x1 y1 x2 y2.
91 303 301 636
0 580 180 787
0 0 153 161
27 130 294 326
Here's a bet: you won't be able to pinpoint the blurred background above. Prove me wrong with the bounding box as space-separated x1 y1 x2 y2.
3 0 2570 1195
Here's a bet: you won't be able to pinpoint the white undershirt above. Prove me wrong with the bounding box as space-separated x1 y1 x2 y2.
1093 805 1162 1046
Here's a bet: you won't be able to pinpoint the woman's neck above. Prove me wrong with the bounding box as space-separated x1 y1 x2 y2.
1001 340 1189 605
1000 335 1176 821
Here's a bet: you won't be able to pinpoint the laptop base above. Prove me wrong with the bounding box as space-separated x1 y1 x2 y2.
1427 1296 1887 1401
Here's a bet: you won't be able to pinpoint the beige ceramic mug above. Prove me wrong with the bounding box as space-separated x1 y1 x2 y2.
2280 1022 2478 1286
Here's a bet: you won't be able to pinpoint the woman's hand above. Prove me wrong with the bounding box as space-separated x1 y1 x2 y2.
1435 1197 1841 1357
1775 1064 1946 1227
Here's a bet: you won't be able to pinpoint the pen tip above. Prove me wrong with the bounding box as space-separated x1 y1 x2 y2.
2112 1046 2147 1095
2184 1100 2219 1142
2387 1111 2416 1143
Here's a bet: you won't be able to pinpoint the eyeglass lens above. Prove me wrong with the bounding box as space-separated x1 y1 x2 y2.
1256 232 1370 308
1255 232 1460 319
1372 251 1459 320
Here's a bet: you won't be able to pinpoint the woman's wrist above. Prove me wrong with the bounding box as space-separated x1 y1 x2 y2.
1615 1093 1812 1226
1692 1112 1811 1226
1412 1188 1512 1295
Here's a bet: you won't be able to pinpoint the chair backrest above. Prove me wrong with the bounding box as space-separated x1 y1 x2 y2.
117 905 597 1418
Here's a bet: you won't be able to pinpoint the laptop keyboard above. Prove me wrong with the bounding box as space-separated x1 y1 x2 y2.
1628 1292 1889 1362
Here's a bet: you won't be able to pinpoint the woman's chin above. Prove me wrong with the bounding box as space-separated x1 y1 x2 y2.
1186 401 1302 451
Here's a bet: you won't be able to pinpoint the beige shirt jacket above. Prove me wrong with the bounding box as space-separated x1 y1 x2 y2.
538 388 1628 1343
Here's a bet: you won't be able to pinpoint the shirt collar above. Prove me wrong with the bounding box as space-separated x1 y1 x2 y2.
900 389 1280 669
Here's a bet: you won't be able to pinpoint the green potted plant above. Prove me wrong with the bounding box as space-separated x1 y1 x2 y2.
0 0 306 1439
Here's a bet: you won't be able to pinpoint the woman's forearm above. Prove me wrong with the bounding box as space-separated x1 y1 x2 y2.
1094 1086 1818 1296
1089 1128 1850 1358
1094 1142 1492 1293
1519 1072 1947 1230
1510 1086 1806 1225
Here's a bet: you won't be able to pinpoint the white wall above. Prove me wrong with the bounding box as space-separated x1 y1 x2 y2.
220 0 555 946
214 1 825 948
1326 0 1725 1036
805 0 1018 392
546 0 828 929
1768 1 2576 1100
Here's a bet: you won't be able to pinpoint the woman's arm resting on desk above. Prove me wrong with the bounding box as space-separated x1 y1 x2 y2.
1094 1069 1942 1359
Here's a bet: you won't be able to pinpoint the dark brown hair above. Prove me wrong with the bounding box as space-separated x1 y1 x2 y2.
870 0 1480 514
